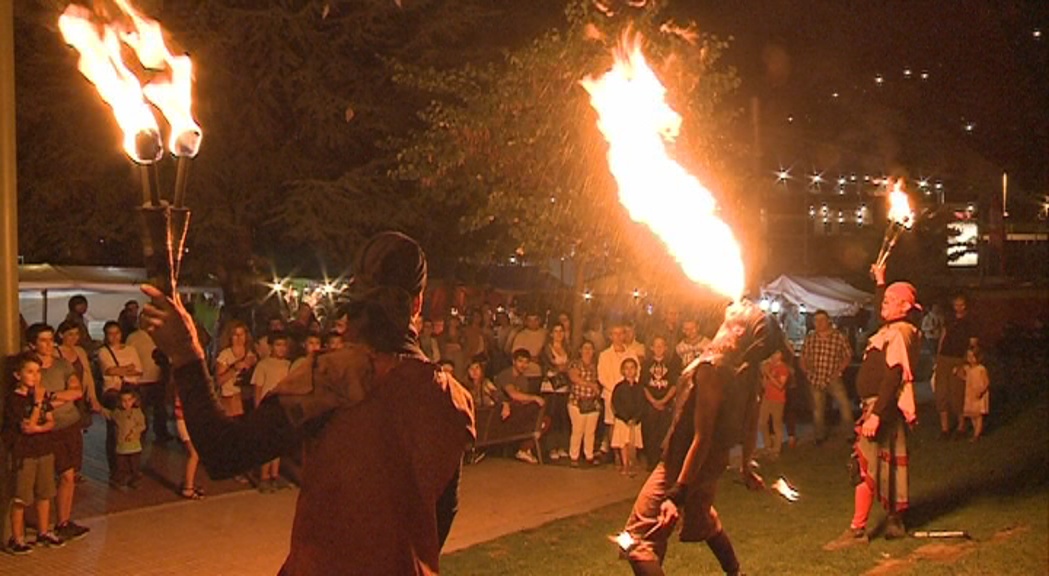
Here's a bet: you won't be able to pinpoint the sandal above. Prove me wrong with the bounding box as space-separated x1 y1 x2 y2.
179 485 205 500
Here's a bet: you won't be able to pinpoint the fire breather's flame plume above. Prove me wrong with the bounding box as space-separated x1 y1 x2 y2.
581 34 745 301
58 1 201 160
58 4 161 163
886 179 914 229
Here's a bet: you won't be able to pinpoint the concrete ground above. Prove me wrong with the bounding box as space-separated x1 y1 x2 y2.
0 455 645 574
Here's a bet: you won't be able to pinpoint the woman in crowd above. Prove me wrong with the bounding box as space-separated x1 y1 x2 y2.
541 323 572 461
440 316 466 381
213 320 257 418
567 340 602 466
56 319 99 414
97 320 143 480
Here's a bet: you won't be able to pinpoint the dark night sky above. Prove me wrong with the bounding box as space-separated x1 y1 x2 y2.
678 0 1049 192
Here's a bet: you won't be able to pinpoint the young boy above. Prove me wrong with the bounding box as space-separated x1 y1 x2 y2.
758 350 790 459
251 331 292 492
611 358 645 476
290 333 323 373
3 353 64 553
101 388 147 491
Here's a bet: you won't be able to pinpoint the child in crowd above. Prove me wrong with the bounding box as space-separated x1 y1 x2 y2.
4 353 63 553
174 396 205 500
958 347 990 441
101 388 147 491
251 332 292 492
758 349 790 459
611 358 645 476
290 333 323 373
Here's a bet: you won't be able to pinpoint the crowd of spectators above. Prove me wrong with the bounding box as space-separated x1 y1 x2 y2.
5 286 1001 555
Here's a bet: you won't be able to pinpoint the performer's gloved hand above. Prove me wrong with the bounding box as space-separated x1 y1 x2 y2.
861 413 881 438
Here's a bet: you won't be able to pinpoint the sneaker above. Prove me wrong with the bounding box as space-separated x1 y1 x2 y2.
258 479 274 494
556 449 569 458
549 450 561 461
823 527 868 551
35 531 65 548
6 538 32 555
569 459 580 467
515 450 539 465
55 521 90 542
884 515 907 540
273 477 291 490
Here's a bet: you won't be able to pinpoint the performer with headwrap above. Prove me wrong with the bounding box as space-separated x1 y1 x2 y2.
825 263 919 549
621 301 787 576
141 232 475 576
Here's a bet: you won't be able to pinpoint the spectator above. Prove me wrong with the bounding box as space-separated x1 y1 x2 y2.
418 318 441 362
640 336 680 470
611 358 644 476
255 317 286 360
214 320 257 418
958 347 990 441
757 350 790 459
55 320 98 429
494 349 546 464
540 323 572 461
174 395 205 500
510 312 547 380
675 320 710 368
99 388 146 491
598 324 639 458
462 310 488 361
118 300 140 340
556 312 574 348
251 332 292 492
64 294 94 351
3 353 63 554
324 330 344 350
654 306 682 349
920 303 945 354
291 333 323 372
440 316 466 381
583 314 607 352
26 323 90 542
935 294 979 440
466 357 503 410
567 341 602 466
126 314 174 443
438 359 456 376
98 320 144 479
624 323 646 361
800 310 854 444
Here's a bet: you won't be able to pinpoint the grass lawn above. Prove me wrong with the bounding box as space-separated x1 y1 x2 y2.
443 384 1048 575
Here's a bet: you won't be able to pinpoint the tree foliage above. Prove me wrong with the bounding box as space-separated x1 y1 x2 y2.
393 0 746 284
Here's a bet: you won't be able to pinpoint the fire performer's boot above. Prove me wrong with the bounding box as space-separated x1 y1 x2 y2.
885 513 907 540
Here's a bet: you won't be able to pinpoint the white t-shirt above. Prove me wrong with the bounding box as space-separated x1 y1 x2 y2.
98 344 143 392
126 330 162 383
251 357 290 403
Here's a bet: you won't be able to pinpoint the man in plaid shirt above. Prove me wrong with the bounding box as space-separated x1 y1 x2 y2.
801 310 854 444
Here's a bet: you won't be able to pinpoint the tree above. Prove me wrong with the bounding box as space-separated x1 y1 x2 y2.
394 0 746 337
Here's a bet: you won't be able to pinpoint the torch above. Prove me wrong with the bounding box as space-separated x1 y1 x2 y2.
874 179 915 268
59 1 201 296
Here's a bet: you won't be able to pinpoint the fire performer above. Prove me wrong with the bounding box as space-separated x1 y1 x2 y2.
620 301 788 576
140 232 475 575
824 263 919 549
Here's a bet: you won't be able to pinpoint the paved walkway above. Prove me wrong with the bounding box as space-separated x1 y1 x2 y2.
0 458 645 574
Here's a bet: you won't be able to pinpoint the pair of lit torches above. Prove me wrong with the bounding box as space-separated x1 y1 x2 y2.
58 1 201 293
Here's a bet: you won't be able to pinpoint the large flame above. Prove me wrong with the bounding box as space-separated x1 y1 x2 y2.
58 1 201 161
886 178 914 228
581 34 745 301
58 4 161 163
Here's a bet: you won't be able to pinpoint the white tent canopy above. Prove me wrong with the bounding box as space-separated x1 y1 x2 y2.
761 275 874 317
19 264 219 338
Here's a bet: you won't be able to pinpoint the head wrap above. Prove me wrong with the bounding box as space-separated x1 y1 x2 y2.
885 281 922 311
351 231 427 296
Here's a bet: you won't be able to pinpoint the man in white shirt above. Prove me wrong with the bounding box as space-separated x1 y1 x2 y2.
127 315 174 443
597 324 638 455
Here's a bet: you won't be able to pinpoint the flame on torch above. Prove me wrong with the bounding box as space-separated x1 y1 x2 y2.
57 4 162 164
581 34 745 302
58 1 201 161
875 178 915 267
